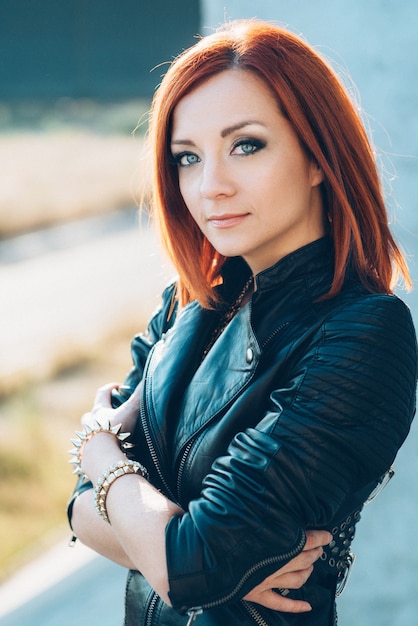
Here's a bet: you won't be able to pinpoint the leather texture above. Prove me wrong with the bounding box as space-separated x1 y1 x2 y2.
111 237 417 625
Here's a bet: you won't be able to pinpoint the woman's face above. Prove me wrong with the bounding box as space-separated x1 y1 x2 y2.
171 69 325 275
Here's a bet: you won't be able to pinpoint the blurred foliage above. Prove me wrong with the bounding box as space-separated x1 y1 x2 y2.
0 326 140 580
0 391 70 577
0 98 152 236
0 98 151 135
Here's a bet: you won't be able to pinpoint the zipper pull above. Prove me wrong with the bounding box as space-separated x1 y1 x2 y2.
335 552 356 597
186 608 203 625
365 467 395 504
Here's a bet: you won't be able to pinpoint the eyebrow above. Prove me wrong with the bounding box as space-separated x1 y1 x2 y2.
221 120 265 138
171 120 266 146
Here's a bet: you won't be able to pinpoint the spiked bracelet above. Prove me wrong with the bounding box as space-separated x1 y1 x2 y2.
68 420 132 477
94 459 149 523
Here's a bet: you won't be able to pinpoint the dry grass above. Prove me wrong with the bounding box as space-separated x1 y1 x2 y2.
0 131 151 236
0 98 152 236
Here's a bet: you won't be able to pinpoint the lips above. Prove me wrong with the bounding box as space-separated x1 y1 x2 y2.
208 213 249 228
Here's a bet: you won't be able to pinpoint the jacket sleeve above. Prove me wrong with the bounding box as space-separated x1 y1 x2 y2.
67 281 178 530
166 294 417 611
111 281 178 407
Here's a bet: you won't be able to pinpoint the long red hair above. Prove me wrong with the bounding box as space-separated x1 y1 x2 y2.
148 19 410 308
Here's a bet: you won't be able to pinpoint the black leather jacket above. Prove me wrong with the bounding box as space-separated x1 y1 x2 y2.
111 238 417 626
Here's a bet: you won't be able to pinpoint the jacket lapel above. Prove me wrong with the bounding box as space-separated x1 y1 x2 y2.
175 304 260 449
144 301 260 454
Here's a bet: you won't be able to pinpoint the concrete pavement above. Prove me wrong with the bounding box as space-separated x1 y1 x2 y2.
0 537 127 625
1 218 172 392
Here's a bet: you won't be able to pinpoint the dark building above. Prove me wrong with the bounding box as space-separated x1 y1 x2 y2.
0 0 201 100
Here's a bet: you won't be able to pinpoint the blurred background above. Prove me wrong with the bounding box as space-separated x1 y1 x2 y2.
0 1 416 624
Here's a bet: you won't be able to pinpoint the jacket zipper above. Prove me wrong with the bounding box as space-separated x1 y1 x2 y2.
176 437 195 502
144 301 260 505
186 607 203 625
261 321 290 350
145 591 159 626
141 589 269 626
140 398 177 502
185 530 306 621
188 602 268 626
138 342 179 502
176 333 260 502
241 600 269 626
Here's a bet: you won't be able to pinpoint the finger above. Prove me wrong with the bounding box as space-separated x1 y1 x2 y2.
93 382 120 410
122 382 142 408
304 529 332 550
81 412 92 426
243 589 312 613
276 546 323 576
268 564 314 590
267 593 312 613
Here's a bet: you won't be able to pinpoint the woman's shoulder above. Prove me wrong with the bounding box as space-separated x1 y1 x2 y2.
320 290 417 357
329 289 414 325
146 278 179 331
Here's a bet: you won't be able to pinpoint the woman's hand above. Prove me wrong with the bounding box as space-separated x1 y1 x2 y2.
243 529 332 612
81 381 141 437
79 382 142 482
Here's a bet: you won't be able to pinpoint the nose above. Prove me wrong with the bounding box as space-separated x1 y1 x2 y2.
199 159 235 199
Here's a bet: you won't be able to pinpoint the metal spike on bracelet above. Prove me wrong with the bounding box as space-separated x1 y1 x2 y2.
68 420 132 477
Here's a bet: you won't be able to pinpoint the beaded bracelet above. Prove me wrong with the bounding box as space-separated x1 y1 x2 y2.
68 420 131 477
94 459 149 523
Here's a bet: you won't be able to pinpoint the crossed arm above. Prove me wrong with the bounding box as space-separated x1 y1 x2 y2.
71 382 331 612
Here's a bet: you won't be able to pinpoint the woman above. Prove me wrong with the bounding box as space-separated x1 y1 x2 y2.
68 19 417 625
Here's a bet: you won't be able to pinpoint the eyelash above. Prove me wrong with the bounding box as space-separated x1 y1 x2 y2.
170 137 266 168
170 152 200 168
232 138 266 155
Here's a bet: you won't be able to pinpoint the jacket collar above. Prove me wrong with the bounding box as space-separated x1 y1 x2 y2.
221 237 335 300
143 237 336 486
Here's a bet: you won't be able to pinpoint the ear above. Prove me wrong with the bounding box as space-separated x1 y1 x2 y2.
309 160 324 187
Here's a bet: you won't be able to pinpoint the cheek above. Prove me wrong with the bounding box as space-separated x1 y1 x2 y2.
254 168 290 201
178 179 192 208
181 170 207 208
178 171 196 198
267 160 312 199
179 183 200 221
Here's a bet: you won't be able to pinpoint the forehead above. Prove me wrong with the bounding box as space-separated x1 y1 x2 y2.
171 69 281 136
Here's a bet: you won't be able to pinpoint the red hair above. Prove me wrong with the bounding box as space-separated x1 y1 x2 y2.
148 19 411 308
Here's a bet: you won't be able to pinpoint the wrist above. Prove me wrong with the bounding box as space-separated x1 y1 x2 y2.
94 459 149 523
81 432 127 482
68 420 131 480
